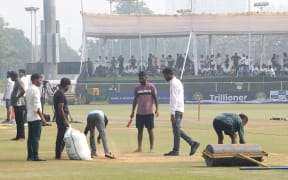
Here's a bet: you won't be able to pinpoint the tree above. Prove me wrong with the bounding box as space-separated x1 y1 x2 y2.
59 37 80 62
114 0 153 15
0 17 31 77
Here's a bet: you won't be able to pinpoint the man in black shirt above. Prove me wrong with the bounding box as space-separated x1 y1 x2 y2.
53 77 71 160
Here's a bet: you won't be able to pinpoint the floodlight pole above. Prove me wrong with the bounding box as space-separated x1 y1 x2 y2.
25 6 39 63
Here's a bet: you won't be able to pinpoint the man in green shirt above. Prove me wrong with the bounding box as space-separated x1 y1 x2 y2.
213 113 248 144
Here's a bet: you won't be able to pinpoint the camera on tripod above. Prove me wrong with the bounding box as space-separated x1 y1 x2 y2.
41 80 57 122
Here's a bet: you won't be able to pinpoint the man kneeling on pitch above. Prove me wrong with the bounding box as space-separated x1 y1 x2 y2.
84 110 115 159
213 113 248 144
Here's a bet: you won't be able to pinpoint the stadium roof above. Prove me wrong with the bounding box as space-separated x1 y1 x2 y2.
82 12 288 39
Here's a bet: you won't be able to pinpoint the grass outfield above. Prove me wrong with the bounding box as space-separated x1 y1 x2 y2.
0 104 288 180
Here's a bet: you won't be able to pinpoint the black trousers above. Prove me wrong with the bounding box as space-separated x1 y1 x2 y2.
27 120 42 159
55 121 67 159
14 105 26 139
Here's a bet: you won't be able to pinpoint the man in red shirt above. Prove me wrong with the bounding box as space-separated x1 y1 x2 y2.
130 71 159 152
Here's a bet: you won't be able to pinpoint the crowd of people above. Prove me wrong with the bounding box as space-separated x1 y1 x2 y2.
198 52 288 77
2 67 249 161
84 53 194 78
82 51 288 78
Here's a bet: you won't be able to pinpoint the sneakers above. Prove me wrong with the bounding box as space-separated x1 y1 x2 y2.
27 157 46 161
105 152 116 159
189 142 200 156
31 158 46 161
164 151 179 156
11 137 25 141
91 152 97 158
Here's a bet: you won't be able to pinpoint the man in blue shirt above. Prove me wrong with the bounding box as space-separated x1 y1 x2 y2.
213 113 248 144
84 110 115 159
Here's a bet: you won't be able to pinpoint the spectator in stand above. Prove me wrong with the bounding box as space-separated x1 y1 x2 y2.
221 55 232 75
174 54 179 71
215 53 222 73
160 54 166 70
275 55 281 73
199 54 206 71
130 56 137 69
178 54 185 72
209 54 217 75
118 55 124 75
96 56 102 65
271 53 277 70
283 52 288 74
148 53 153 71
231 52 241 76
111 56 117 72
167 55 174 69
251 64 259 76
260 64 268 76
238 54 246 76
185 54 193 74
244 56 250 76
87 58 94 77
267 65 276 77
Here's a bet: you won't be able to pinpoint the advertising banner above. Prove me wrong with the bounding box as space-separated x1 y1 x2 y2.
109 92 189 104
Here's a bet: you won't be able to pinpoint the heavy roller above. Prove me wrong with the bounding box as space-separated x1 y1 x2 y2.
202 144 268 167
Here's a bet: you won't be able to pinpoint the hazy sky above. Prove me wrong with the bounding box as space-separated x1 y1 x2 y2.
0 0 287 50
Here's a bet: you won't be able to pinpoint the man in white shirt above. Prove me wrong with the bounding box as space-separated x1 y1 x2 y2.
162 68 200 156
26 73 47 161
2 71 14 123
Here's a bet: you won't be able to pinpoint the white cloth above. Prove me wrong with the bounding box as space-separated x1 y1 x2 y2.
169 77 184 115
26 84 42 122
3 78 14 99
20 76 29 95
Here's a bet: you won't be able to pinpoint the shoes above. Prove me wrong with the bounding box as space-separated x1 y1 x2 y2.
164 151 179 156
11 137 25 141
27 157 46 161
31 158 46 161
91 152 97 158
55 157 64 160
105 152 116 159
189 142 200 156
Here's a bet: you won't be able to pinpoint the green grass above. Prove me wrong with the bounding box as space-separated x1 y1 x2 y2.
0 104 288 180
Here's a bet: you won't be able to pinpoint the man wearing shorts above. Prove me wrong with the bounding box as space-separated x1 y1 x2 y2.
2 71 14 123
130 71 159 152
213 113 248 144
